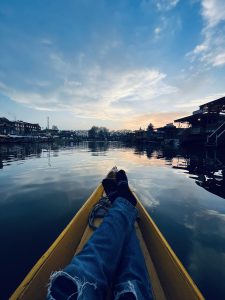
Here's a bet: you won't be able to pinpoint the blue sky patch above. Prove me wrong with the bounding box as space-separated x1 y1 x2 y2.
0 0 225 129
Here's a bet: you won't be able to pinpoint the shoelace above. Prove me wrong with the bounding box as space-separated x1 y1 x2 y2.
88 197 112 230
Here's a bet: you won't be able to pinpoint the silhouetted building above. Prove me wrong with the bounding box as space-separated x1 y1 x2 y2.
0 117 41 136
134 128 146 142
175 96 225 147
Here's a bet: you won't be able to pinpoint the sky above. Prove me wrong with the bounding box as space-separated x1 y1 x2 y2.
0 0 225 130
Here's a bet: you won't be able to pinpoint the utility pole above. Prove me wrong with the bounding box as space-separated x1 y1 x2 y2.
47 116 49 130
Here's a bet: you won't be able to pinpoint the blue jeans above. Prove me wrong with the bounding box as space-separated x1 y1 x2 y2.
47 197 153 300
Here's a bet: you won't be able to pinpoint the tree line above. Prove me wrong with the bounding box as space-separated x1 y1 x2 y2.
88 124 154 141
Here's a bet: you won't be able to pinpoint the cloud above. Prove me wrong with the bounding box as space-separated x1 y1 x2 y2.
187 0 225 68
142 0 180 11
40 38 53 46
3 0 224 130
153 17 167 39
154 27 162 35
206 210 225 221
153 13 182 41
0 54 178 124
156 0 179 11
201 0 225 28
175 92 225 109
213 52 225 66
192 44 208 54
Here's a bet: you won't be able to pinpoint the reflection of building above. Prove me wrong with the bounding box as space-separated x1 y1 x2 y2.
174 96 225 147
0 117 41 136
0 143 43 169
173 149 225 200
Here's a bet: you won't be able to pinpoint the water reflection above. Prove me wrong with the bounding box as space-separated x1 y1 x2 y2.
172 148 225 200
88 141 109 154
0 143 72 169
130 143 225 202
130 144 225 299
1 142 225 299
0 143 42 166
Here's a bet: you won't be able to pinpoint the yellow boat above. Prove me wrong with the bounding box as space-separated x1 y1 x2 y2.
10 176 205 300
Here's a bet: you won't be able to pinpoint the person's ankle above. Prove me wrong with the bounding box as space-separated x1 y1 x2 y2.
102 179 119 203
116 170 137 206
120 190 137 206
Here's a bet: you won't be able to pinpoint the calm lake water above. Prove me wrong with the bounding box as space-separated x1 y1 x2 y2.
1 141 225 299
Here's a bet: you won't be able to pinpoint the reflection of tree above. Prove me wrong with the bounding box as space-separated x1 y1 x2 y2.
88 141 109 154
134 143 145 156
161 148 178 162
132 143 180 160
146 146 154 159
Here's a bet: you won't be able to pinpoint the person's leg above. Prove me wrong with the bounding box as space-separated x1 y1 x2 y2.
47 197 138 300
113 228 153 300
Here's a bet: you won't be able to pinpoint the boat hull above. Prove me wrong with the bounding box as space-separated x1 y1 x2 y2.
11 184 204 300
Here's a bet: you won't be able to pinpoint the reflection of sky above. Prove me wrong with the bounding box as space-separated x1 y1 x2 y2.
1 142 225 299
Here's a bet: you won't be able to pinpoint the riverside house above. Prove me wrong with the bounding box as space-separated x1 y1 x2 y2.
0 117 41 136
174 96 225 147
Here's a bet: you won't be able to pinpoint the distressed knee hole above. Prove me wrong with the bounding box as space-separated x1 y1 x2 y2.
47 271 97 300
117 292 137 300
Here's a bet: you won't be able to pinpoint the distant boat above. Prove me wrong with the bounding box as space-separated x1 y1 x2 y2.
10 170 204 300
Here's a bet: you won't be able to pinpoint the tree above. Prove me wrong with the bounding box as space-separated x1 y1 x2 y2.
147 123 154 132
98 127 109 140
88 126 98 139
88 126 109 140
52 125 58 131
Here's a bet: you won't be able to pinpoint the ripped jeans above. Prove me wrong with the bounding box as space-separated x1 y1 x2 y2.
47 197 153 300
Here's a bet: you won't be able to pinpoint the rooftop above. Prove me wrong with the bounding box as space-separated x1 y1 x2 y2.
174 113 203 123
200 96 225 110
175 96 225 123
